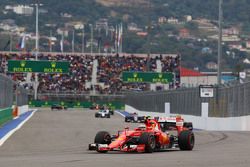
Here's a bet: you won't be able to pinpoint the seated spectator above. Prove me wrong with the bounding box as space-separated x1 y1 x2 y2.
0 52 180 94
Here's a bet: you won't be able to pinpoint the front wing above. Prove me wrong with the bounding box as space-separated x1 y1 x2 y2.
88 143 146 152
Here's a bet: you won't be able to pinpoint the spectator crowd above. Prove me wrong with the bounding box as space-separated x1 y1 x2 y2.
0 52 180 94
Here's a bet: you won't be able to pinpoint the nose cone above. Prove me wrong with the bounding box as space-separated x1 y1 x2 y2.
109 134 126 149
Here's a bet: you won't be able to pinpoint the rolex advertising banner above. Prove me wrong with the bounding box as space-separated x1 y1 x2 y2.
8 60 70 73
122 72 174 84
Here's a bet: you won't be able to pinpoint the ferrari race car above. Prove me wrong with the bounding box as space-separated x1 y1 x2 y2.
124 112 145 123
90 104 104 110
95 110 111 118
89 116 194 153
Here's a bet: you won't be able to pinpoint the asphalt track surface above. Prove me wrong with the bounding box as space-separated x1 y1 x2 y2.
0 109 250 167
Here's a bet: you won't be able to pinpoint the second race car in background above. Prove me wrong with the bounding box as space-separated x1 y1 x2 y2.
124 112 145 123
95 110 111 118
90 104 104 110
51 104 67 110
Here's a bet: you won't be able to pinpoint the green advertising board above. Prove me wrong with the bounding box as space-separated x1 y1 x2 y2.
28 101 125 110
0 108 12 126
8 60 70 73
122 72 174 83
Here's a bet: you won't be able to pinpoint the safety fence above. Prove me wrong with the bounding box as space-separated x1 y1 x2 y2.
0 74 29 108
37 93 124 103
125 80 250 117
16 86 29 106
0 108 12 126
0 74 13 109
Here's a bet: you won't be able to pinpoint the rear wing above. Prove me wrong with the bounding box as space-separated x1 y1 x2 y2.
155 116 193 131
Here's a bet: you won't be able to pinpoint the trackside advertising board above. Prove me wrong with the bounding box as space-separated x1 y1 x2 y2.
8 60 69 73
28 101 125 110
122 72 174 83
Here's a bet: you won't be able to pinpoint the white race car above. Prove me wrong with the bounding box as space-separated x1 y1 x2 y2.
95 110 111 118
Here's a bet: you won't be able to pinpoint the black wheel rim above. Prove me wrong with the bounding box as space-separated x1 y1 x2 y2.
149 136 156 149
104 134 111 143
189 134 194 148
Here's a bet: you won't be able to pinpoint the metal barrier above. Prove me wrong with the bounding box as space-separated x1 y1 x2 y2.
37 93 125 103
125 81 250 117
0 74 28 108
0 74 13 108
16 86 29 106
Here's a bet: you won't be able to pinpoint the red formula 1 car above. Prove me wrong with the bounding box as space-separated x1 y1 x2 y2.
88 116 194 153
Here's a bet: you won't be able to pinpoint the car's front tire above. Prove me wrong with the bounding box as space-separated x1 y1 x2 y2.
94 131 111 153
138 132 156 153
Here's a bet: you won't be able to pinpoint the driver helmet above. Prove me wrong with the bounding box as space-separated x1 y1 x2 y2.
138 124 146 129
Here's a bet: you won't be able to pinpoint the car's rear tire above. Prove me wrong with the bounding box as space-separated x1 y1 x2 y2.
94 131 111 153
139 132 156 153
178 130 195 150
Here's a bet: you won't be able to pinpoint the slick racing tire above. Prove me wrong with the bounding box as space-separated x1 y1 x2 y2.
178 130 195 150
94 131 112 153
139 132 156 153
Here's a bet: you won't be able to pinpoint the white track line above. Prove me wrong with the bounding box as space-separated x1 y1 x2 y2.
0 109 37 147
115 110 126 117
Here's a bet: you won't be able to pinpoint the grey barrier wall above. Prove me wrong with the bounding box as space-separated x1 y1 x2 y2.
0 74 28 108
0 74 13 108
37 93 125 103
208 82 250 117
16 86 29 106
125 81 250 117
125 88 202 116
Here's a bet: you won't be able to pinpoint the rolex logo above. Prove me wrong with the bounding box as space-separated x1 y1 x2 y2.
51 61 56 68
133 73 138 78
20 61 26 67
159 73 163 78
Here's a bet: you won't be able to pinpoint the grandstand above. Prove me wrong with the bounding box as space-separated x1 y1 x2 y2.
0 52 180 98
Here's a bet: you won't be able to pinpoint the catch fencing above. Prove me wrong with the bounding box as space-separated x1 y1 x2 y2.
0 74 29 108
125 80 250 117
16 85 29 106
0 74 13 108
